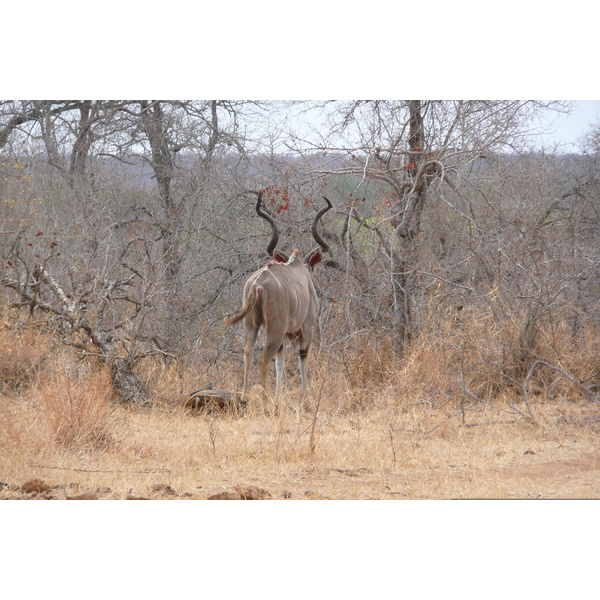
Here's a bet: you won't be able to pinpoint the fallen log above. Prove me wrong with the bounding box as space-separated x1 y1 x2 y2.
184 388 246 414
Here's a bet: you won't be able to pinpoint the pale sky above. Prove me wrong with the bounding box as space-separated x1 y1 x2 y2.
282 101 600 154
537 101 600 150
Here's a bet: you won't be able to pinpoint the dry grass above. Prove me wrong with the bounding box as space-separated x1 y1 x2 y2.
1 307 599 500
0 320 51 393
2 378 599 500
35 359 124 450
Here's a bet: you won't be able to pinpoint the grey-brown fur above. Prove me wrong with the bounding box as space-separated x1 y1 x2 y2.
225 193 332 403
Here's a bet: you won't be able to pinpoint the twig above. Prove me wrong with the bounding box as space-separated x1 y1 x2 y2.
388 424 397 464
355 152 370 191
459 342 480 423
309 381 325 455
322 328 369 349
464 420 518 428
526 360 599 404
499 386 535 421
28 463 171 474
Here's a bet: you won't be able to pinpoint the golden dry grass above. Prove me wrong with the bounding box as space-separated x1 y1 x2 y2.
1 309 599 500
2 379 599 499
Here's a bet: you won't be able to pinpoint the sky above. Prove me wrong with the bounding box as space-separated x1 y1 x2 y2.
536 101 600 151
282 100 600 155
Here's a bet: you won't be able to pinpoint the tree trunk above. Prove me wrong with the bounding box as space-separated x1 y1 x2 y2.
110 358 152 406
140 101 186 354
390 100 427 356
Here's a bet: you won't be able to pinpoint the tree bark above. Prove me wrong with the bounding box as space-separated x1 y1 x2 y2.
139 101 186 353
390 100 427 355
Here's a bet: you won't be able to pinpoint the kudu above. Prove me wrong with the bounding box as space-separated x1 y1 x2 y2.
225 191 332 403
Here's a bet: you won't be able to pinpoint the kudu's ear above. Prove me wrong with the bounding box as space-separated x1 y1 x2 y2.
305 248 323 270
273 250 290 263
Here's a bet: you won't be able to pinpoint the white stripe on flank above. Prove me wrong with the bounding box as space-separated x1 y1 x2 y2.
249 264 283 291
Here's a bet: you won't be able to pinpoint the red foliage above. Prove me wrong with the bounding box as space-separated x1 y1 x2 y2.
262 185 291 213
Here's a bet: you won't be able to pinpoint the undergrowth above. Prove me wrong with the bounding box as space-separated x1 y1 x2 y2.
0 301 598 460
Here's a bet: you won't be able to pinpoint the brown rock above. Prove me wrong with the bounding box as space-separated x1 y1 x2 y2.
234 486 271 499
149 483 177 496
21 479 52 494
208 491 243 500
208 486 271 500
184 389 246 414
66 492 99 500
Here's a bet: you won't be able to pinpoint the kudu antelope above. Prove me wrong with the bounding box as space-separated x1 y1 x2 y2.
225 191 332 403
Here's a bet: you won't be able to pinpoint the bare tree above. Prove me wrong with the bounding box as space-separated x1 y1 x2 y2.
0 99 273 404
286 100 573 355
3 99 596 410
0 100 265 358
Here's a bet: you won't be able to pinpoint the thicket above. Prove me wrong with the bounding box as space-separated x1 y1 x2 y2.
0 101 598 420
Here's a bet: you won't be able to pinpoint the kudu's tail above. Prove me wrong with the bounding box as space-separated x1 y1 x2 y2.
224 285 263 327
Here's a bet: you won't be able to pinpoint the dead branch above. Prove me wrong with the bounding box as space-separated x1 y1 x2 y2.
2 265 153 406
33 264 75 313
309 381 325 455
525 360 600 404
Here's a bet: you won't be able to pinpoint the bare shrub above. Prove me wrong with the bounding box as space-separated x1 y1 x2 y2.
36 359 125 451
0 318 50 393
334 336 396 389
312 293 600 422
0 393 31 450
397 300 600 413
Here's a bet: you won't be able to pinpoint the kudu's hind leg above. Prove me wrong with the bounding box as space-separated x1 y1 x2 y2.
242 328 258 400
296 347 313 413
258 335 284 408
295 330 309 398
274 344 285 403
298 347 309 397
